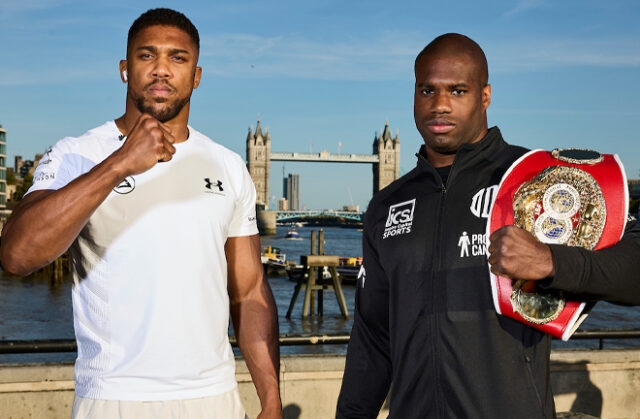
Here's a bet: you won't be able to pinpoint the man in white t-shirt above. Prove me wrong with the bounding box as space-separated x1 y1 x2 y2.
0 8 281 419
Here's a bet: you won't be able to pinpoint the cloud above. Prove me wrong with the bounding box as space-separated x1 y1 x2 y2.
198 30 640 81
0 0 69 15
503 0 545 18
4 29 639 86
0 66 116 87
199 32 421 81
489 38 640 70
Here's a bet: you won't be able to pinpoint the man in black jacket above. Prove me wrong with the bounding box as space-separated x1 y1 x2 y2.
336 33 640 418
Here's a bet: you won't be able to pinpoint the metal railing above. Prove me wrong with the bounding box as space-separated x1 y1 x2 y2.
1 330 640 354
0 334 351 354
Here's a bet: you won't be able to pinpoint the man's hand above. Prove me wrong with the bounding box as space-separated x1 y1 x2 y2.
257 402 282 419
111 113 177 177
488 225 555 280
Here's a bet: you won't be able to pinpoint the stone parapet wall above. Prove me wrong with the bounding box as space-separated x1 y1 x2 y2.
1 349 639 418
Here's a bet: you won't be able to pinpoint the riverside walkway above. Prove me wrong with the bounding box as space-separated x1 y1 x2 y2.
1 344 640 418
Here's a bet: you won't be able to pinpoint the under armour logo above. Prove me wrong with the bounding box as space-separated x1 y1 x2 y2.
204 178 223 191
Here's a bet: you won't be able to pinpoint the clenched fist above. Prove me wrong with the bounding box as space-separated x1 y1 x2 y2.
488 225 555 280
111 113 177 177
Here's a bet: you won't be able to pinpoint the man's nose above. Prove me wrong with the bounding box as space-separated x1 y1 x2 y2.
432 92 451 114
151 57 172 79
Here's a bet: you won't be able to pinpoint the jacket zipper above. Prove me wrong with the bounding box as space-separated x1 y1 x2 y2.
431 155 460 418
431 180 447 418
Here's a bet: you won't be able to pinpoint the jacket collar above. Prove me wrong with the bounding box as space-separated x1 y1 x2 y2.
416 126 505 171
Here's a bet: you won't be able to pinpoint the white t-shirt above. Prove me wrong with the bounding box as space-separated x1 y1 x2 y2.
28 121 258 400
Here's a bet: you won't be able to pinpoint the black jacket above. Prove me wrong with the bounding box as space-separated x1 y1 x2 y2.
336 127 640 418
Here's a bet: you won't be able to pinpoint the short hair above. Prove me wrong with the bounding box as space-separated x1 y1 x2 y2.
415 33 489 86
127 8 200 53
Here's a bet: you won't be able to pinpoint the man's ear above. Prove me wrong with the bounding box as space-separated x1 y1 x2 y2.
482 84 492 110
119 60 128 83
193 66 202 89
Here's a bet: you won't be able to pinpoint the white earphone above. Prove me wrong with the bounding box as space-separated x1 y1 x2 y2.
123 70 128 82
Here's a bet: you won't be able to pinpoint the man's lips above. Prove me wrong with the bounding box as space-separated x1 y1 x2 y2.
145 83 174 97
426 119 455 134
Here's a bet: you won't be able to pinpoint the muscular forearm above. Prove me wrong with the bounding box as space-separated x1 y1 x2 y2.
1 114 178 276
0 157 127 275
547 231 640 304
226 234 281 417
231 282 281 414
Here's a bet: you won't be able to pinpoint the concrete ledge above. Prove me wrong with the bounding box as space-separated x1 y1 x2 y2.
2 349 640 418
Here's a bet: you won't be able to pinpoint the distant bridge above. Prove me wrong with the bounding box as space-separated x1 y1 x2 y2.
276 210 364 222
270 151 378 164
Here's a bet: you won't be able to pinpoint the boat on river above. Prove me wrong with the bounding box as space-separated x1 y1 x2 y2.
285 228 300 239
261 246 287 275
335 257 363 284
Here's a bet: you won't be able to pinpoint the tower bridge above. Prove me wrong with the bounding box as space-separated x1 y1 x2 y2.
276 210 364 223
246 117 400 209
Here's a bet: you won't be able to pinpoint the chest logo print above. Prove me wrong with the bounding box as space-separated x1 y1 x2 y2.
358 265 366 288
457 231 487 257
204 178 226 195
470 185 498 218
114 176 135 194
383 199 415 239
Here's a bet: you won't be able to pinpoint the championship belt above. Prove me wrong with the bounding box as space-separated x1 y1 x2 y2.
487 149 628 341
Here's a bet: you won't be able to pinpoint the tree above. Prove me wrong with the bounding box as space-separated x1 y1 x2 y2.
6 168 16 185
13 173 33 201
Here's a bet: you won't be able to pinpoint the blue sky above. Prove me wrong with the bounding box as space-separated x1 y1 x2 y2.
1 0 639 210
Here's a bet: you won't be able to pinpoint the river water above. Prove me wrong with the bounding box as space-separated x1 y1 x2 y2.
1 226 639 364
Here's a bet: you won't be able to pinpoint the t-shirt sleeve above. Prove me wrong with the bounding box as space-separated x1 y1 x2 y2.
27 138 93 194
227 158 259 237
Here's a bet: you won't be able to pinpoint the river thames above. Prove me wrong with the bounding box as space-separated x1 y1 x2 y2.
1 226 640 364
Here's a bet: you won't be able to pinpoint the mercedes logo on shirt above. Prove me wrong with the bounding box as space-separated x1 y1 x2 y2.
114 176 135 194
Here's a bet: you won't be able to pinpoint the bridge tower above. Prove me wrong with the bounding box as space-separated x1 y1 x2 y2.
373 121 400 193
246 117 271 208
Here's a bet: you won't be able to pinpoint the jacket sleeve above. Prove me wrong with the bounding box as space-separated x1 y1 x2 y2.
545 218 640 304
336 213 391 418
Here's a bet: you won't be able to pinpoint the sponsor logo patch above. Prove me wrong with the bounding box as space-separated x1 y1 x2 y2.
33 172 55 182
204 178 226 195
114 176 135 194
358 265 366 288
470 185 498 218
457 231 488 257
383 199 415 239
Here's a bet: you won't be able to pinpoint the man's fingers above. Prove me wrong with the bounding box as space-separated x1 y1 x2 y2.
157 122 177 144
163 138 176 156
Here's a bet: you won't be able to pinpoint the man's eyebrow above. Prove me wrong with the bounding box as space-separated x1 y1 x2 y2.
450 83 471 89
168 48 191 55
137 45 157 53
136 46 192 56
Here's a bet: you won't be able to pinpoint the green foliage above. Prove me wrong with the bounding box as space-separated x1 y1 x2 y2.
13 173 33 201
6 168 17 185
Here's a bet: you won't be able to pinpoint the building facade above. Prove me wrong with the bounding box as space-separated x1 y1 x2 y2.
277 197 289 211
284 173 300 211
372 121 400 194
0 125 7 209
246 118 271 208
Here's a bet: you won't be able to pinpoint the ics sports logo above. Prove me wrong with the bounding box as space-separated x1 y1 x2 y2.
383 199 416 239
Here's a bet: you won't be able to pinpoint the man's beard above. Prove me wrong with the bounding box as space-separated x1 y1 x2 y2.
134 95 190 123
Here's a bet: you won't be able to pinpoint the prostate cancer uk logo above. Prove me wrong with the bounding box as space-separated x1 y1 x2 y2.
383 199 416 239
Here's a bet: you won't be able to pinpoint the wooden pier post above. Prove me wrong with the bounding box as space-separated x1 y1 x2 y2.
303 231 318 318
289 230 349 319
317 229 324 316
